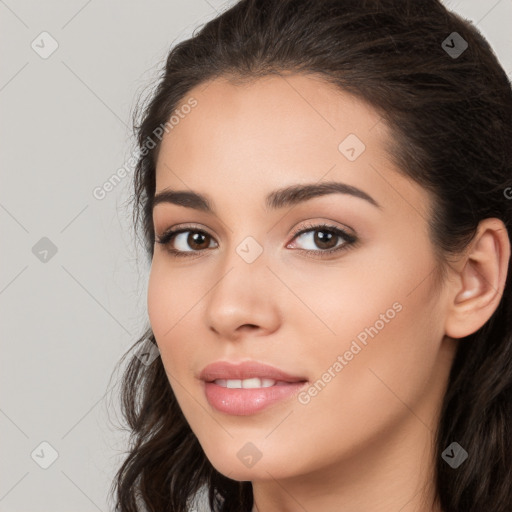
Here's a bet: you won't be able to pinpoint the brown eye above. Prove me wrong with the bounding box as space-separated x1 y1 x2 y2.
290 224 356 255
184 231 209 250
311 230 338 250
156 228 217 256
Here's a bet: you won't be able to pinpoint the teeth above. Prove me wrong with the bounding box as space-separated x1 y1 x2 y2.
214 378 277 388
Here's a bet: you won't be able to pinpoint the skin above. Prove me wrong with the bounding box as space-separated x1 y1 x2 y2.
147 73 510 512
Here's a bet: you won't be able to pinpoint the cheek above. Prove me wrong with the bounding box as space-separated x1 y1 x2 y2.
147 259 203 373
282 293 443 472
309 276 443 424
290 241 444 409
147 260 189 356
147 257 196 338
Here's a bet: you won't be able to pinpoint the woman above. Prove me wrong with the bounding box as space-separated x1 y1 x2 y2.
109 1 512 511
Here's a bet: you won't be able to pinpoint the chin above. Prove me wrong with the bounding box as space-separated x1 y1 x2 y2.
204 445 300 482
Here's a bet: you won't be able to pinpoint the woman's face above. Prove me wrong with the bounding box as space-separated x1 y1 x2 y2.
148 73 457 482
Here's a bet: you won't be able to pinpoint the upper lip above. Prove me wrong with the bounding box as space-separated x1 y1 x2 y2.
199 361 308 383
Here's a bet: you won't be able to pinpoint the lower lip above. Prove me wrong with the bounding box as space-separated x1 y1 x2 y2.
203 381 308 416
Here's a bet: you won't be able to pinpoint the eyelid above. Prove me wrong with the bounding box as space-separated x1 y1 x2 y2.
289 219 355 240
157 222 213 240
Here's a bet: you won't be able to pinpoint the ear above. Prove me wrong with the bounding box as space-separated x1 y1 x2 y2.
444 218 510 339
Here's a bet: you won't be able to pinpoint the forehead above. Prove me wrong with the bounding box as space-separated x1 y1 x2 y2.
160 72 387 166
154 73 432 221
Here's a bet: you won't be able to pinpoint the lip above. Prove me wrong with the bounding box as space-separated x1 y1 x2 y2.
203 381 308 415
199 360 307 383
199 360 309 416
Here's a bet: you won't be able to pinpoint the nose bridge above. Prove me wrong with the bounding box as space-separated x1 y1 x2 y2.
215 231 270 302
216 209 270 273
204 230 280 336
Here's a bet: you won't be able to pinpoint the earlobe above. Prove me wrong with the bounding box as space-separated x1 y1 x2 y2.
445 218 510 339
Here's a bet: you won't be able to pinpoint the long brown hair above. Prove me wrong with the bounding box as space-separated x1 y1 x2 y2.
108 1 512 510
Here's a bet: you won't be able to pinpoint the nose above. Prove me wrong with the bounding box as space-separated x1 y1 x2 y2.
203 242 282 341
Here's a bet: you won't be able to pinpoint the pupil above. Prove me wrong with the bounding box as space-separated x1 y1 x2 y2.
190 232 208 249
315 230 336 249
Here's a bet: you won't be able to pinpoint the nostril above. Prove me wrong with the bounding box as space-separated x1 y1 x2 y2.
240 324 259 331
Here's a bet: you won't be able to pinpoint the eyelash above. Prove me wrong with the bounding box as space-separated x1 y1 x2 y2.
155 222 357 259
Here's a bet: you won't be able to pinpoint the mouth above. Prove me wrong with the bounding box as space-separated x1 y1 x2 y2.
202 379 309 416
209 377 306 388
199 360 309 415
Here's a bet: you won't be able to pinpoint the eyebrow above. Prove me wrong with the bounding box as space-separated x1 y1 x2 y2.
151 181 381 213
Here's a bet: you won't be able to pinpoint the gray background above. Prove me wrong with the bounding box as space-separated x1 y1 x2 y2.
1 1 511 510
